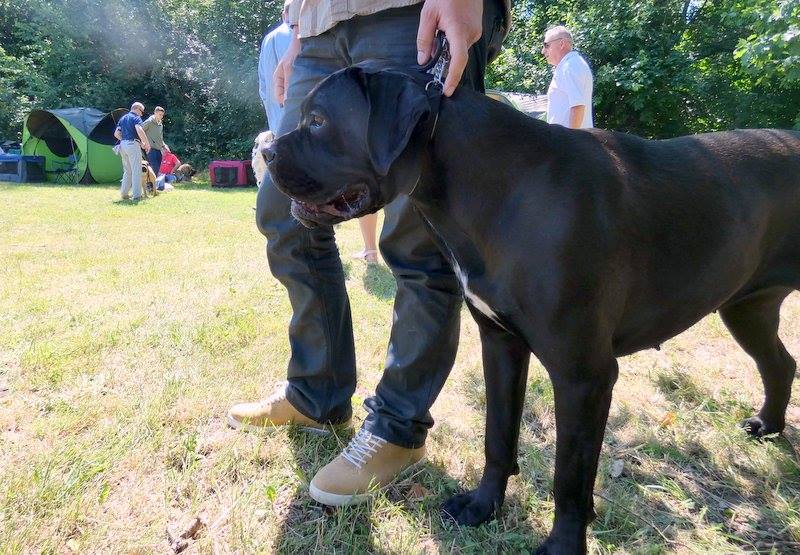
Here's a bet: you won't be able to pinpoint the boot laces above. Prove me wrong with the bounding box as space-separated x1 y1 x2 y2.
263 381 288 405
342 428 387 469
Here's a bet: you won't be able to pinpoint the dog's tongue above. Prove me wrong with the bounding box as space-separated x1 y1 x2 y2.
294 198 344 218
320 201 346 217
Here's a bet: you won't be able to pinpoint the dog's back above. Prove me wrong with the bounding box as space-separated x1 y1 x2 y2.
569 127 800 352
467 91 800 352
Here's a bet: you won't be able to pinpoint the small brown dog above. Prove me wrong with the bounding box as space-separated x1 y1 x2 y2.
140 160 158 196
174 163 196 182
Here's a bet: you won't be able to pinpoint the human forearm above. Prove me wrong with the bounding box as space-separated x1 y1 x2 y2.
569 105 586 128
273 26 301 104
135 126 151 150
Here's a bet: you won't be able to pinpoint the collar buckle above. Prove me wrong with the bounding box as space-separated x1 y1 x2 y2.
423 31 450 93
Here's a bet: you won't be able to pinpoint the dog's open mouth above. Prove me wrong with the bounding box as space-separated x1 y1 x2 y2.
291 183 371 224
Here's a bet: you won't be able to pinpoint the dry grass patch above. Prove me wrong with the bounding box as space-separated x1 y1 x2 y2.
1 181 798 553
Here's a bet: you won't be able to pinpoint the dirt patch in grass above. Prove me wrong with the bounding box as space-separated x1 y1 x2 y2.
1 182 798 553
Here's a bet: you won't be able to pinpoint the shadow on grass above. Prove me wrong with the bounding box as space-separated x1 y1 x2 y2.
581 378 800 553
192 184 258 194
421 460 544 552
271 426 384 553
341 260 352 281
111 198 146 207
259 367 800 552
270 426 543 552
471 366 800 553
3 181 120 190
362 263 396 300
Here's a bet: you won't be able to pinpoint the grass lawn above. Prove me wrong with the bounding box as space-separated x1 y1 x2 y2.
1 180 799 554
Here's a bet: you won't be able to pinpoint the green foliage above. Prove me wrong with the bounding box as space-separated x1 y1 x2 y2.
0 0 282 165
0 0 797 164
0 45 37 139
736 0 800 82
487 0 800 136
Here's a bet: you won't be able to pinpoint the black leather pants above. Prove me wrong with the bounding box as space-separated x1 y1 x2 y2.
256 1 504 448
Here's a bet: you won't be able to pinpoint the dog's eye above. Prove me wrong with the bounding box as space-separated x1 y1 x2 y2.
310 114 326 128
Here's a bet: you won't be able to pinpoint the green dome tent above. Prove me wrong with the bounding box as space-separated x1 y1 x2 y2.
22 107 128 183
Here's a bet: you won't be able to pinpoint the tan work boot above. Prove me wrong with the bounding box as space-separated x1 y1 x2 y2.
227 382 347 435
309 428 426 506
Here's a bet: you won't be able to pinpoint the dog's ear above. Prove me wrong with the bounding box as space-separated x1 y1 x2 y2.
362 70 430 176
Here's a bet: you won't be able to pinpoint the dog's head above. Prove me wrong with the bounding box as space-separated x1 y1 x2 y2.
175 163 195 178
251 131 274 188
265 65 435 227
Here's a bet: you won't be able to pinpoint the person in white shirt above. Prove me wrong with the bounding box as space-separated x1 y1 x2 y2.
258 2 292 131
542 25 594 129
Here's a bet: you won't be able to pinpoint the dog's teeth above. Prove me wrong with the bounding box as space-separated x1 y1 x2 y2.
341 194 354 212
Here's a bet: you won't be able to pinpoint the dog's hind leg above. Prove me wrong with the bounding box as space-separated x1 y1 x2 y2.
719 287 797 437
442 313 530 527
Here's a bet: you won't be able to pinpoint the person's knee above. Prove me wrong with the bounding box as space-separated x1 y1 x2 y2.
255 176 292 239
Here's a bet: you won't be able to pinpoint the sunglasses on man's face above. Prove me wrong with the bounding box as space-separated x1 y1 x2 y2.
542 38 564 49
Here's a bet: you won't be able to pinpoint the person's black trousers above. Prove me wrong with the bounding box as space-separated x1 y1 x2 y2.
147 148 163 176
256 1 504 448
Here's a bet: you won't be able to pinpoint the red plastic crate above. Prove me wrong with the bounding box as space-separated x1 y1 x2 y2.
208 160 255 187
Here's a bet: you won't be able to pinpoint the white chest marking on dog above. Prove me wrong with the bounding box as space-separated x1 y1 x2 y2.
451 259 505 328
416 211 507 329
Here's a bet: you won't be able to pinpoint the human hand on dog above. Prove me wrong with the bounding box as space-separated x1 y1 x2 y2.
416 0 483 96
274 29 301 105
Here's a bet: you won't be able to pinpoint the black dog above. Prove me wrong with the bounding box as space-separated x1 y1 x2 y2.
265 66 800 554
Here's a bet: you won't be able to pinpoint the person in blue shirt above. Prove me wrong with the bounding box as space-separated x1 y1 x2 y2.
114 102 151 200
258 2 291 132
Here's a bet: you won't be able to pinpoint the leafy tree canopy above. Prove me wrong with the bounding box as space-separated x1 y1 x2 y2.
0 0 796 166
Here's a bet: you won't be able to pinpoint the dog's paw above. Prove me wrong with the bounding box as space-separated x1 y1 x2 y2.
534 537 585 555
741 415 783 438
441 489 499 527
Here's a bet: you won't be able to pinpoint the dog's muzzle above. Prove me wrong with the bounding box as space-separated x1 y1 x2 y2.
289 183 373 228
261 144 277 163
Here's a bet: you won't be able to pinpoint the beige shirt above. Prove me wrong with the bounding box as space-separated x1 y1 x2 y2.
287 0 510 40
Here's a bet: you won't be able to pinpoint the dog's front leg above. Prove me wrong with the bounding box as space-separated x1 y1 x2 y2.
443 315 530 526
536 355 619 555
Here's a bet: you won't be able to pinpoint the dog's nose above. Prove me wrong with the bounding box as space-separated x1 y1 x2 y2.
261 144 276 163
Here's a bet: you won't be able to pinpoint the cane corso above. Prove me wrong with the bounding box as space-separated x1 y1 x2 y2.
264 65 800 553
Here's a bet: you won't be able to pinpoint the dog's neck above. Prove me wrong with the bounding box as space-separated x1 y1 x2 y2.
409 89 554 270
417 87 553 196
